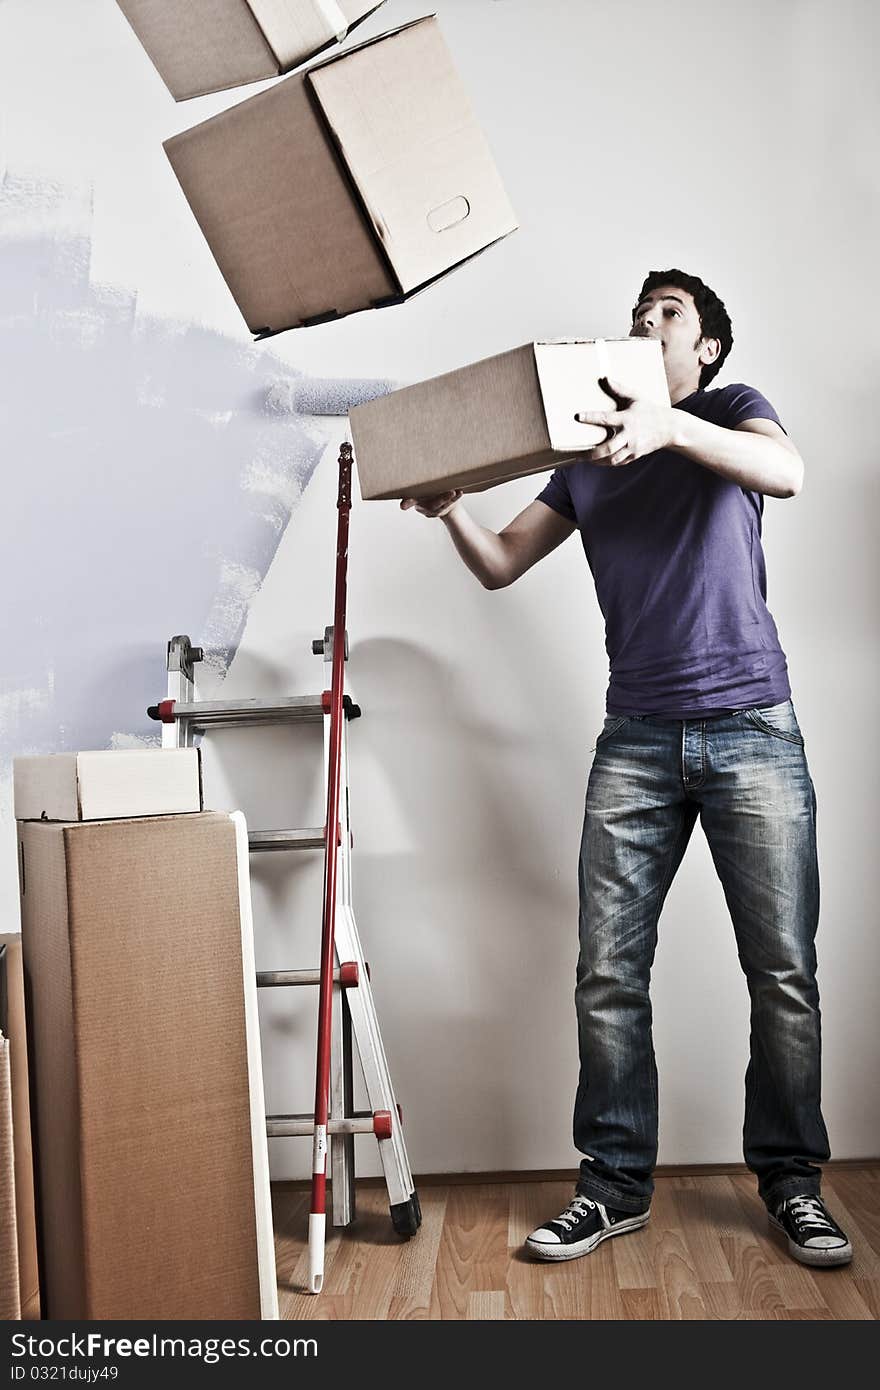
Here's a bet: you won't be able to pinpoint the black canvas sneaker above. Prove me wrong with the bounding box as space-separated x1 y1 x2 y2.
769 1194 853 1267
525 1192 651 1262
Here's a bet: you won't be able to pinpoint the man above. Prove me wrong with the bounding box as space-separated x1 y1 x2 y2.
401 269 851 1269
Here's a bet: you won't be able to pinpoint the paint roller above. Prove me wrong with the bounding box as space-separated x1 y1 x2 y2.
266 376 407 502
265 378 399 418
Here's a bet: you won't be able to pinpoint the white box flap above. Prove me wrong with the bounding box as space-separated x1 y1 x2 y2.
245 0 344 67
534 338 670 450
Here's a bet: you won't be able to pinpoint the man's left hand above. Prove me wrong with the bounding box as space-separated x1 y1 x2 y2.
576 377 676 467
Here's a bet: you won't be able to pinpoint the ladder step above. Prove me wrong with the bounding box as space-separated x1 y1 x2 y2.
267 1110 392 1139
249 827 325 852
147 694 361 729
257 962 359 988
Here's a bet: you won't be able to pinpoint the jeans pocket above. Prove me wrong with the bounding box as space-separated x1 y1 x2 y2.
595 715 629 747
744 700 804 746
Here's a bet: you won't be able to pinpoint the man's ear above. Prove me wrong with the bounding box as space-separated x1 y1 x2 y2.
699 336 721 367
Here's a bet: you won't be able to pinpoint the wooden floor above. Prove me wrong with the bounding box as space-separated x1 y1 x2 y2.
272 1166 880 1320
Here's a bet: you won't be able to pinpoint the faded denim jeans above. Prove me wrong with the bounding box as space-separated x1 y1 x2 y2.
573 699 830 1214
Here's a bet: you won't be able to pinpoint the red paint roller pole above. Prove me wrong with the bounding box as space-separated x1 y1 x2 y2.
309 442 353 1295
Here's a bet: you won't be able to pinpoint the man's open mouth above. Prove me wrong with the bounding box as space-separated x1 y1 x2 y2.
631 328 664 348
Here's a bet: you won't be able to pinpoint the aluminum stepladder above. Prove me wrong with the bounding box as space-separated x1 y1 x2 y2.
147 443 420 1291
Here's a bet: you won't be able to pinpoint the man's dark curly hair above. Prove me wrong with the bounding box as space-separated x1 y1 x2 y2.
632 269 733 388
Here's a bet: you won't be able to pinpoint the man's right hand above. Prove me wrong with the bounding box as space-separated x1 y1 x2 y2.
399 490 463 518
397 494 575 589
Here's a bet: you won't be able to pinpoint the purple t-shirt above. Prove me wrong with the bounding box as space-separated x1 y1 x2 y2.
536 383 792 717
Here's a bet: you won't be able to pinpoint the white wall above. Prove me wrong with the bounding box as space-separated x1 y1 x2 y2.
1 0 878 1180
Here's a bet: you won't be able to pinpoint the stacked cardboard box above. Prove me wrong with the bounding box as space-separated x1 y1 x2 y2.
0 937 39 1320
14 753 277 1320
0 957 21 1322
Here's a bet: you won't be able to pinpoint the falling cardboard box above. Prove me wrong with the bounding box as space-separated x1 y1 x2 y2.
164 15 518 337
349 336 671 500
116 0 387 100
17 811 277 1320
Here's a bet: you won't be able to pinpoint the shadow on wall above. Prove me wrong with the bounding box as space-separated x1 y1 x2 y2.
339 634 580 1158
350 633 579 880
0 169 323 773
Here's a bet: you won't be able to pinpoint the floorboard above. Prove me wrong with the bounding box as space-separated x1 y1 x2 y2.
272 1166 879 1321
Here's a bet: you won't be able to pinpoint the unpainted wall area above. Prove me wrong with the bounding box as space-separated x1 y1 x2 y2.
0 0 878 1178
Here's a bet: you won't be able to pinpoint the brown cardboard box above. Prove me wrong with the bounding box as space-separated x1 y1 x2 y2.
117 0 386 100
13 748 202 822
349 337 671 500
164 15 518 337
0 937 40 1320
0 1030 21 1322
17 811 277 1320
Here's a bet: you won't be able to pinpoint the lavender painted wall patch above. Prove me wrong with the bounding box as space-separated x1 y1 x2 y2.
0 170 323 770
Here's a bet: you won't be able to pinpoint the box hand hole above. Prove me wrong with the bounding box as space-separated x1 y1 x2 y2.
427 196 471 232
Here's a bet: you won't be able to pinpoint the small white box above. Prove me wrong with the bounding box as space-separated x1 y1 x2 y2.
13 749 203 823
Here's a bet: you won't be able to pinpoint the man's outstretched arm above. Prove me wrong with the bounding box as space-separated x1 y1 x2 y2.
577 380 804 498
673 415 802 497
400 493 576 589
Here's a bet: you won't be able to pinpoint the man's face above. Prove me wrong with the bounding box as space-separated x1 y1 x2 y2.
630 284 717 390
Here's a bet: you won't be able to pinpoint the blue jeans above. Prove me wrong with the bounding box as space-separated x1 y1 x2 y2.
573 699 830 1214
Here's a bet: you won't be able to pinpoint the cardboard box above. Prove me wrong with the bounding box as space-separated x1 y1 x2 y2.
13 748 202 823
0 937 40 1320
17 811 277 1320
349 336 671 500
164 15 518 337
0 1027 21 1322
117 0 387 100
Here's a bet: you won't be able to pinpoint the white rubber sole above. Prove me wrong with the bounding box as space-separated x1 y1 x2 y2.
768 1213 853 1267
525 1209 651 1263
